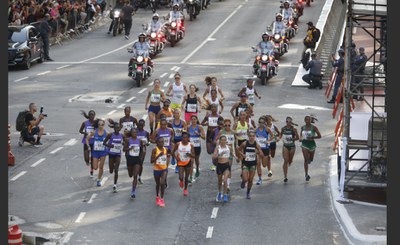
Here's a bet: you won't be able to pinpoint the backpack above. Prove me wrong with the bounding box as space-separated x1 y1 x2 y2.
313 28 321 43
16 110 29 132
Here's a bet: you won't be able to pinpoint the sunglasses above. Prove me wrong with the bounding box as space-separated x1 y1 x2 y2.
258 121 265 124
98 124 104 126
174 77 180 80
225 124 231 127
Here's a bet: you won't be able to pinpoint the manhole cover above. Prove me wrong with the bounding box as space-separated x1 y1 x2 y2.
69 92 121 103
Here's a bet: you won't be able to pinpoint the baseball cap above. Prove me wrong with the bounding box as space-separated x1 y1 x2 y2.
306 21 313 26
359 47 365 52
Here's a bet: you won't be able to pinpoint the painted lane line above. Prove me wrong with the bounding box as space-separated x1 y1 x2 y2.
10 171 27 181
68 95 81 103
206 226 214 238
50 147 63 154
14 77 29 82
100 177 108 186
175 66 181 71
107 110 117 115
181 4 242 64
56 65 70 70
171 66 177 71
142 114 148 121
211 207 219 219
160 72 168 78
169 73 174 79
37 71 51 76
75 212 86 223
87 193 98 204
148 81 154 87
164 81 170 87
138 88 147 94
31 158 46 168
64 138 78 146
126 96 136 102
117 103 126 109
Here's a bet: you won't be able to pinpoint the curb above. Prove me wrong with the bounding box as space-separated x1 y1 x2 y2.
328 155 387 245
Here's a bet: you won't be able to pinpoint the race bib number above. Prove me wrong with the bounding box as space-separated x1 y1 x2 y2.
157 155 167 165
190 137 201 147
238 107 246 114
208 117 218 127
219 148 230 158
163 137 170 147
123 122 134 131
173 94 183 104
109 143 122 154
226 135 234 145
85 126 94 134
283 134 293 144
256 137 266 148
302 130 312 139
248 94 255 104
237 130 248 139
151 93 161 102
138 136 148 144
179 151 190 162
129 146 140 156
187 103 197 112
166 117 173 123
174 128 183 137
245 152 256 161
93 140 105 151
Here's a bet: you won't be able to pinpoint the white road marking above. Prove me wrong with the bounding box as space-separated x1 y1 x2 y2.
75 212 86 223
100 177 108 186
107 110 117 115
14 77 29 82
181 4 242 64
68 95 81 103
117 103 126 109
277 103 330 111
169 73 174 79
87 193 98 204
64 138 78 146
138 88 147 94
206 226 214 238
126 96 136 102
211 207 219 219
50 147 63 154
37 71 51 76
170 66 177 71
142 114 148 121
31 158 46 167
160 72 168 78
175 66 181 71
164 81 170 87
56 65 70 70
10 171 27 181
148 81 154 86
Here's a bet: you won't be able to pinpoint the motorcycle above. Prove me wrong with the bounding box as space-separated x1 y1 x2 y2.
283 18 297 39
292 7 300 25
186 0 201 21
294 0 305 16
127 48 153 87
267 30 288 59
164 18 184 47
143 24 165 58
251 47 279 85
111 9 124 37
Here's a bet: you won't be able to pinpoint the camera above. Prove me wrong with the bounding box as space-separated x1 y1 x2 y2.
40 106 48 117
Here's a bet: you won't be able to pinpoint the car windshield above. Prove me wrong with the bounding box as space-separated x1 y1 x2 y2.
8 28 27 43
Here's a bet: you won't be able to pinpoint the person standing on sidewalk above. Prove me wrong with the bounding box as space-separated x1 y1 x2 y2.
351 47 368 101
302 52 323 89
328 49 345 103
121 0 134 40
39 14 54 61
299 115 321 181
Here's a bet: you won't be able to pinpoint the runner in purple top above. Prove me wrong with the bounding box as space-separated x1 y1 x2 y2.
79 110 96 178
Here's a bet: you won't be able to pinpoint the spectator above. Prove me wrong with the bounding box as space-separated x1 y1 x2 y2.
121 0 134 39
20 103 46 147
328 49 345 103
302 52 323 89
39 13 54 61
351 47 368 101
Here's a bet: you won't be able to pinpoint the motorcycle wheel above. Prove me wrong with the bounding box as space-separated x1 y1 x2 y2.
113 20 118 36
136 76 142 87
260 74 267 85
190 13 194 21
150 53 156 59
170 39 176 47
306 0 311 6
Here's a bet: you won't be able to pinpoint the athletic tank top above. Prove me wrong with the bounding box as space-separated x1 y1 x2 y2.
255 127 269 149
108 132 123 155
244 141 257 164
82 120 95 144
301 125 315 142
282 126 296 147
120 116 136 133
172 119 184 141
236 121 248 140
150 90 162 103
93 129 107 152
269 123 278 143
154 147 168 170
128 137 141 157
188 124 201 148
209 97 219 112
177 142 192 166
235 103 249 117
207 113 219 128
218 145 230 159
208 85 219 99
172 82 184 105
137 129 148 145
156 128 172 150
185 94 198 113
246 86 255 104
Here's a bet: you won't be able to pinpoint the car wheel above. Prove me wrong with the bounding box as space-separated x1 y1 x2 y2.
23 53 31 70
37 51 44 63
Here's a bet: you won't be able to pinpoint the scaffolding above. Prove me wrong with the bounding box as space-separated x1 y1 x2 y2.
339 0 387 189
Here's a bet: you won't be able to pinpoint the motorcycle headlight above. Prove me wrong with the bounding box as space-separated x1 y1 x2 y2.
274 34 281 40
151 32 157 38
261 55 268 61
171 22 177 28
137 56 144 62
269 56 273 61
114 10 120 18
256 56 261 61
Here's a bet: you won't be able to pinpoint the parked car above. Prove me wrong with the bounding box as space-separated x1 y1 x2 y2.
8 24 44 69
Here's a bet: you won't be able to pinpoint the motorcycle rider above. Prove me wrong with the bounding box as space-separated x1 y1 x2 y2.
271 13 287 36
107 0 125 34
128 33 153 77
166 4 185 33
253 33 277 75
147 13 166 51
281 1 294 22
171 0 185 10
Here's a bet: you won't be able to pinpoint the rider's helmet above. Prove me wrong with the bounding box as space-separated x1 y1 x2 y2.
173 3 179 11
262 32 270 40
276 13 283 21
283 0 290 7
152 13 159 20
138 32 146 41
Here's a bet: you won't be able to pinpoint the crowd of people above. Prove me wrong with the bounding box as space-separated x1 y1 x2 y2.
73 73 322 207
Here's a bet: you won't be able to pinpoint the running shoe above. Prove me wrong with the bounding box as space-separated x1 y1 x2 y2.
131 189 136 198
227 187 230 194
223 194 229 203
210 165 216 171
189 176 193 184
306 175 311 181
246 192 251 199
195 169 200 178
156 196 160 206
179 180 184 188
18 136 24 147
256 178 262 185
267 171 273 177
175 166 179 173
183 189 188 196
138 178 143 184
96 179 101 187
90 169 94 178
113 185 117 193
284 178 288 183
85 161 90 166
240 180 246 189
159 198 165 207
308 161 313 165
33 142 43 147
216 192 222 202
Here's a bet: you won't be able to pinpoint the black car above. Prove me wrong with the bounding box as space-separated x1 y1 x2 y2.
8 24 44 69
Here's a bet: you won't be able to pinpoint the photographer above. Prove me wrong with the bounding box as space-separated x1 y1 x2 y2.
20 103 46 147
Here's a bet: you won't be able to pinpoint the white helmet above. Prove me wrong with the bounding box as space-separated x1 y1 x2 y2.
152 13 159 18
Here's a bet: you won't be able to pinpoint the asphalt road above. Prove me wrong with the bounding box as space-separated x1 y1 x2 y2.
8 0 350 244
